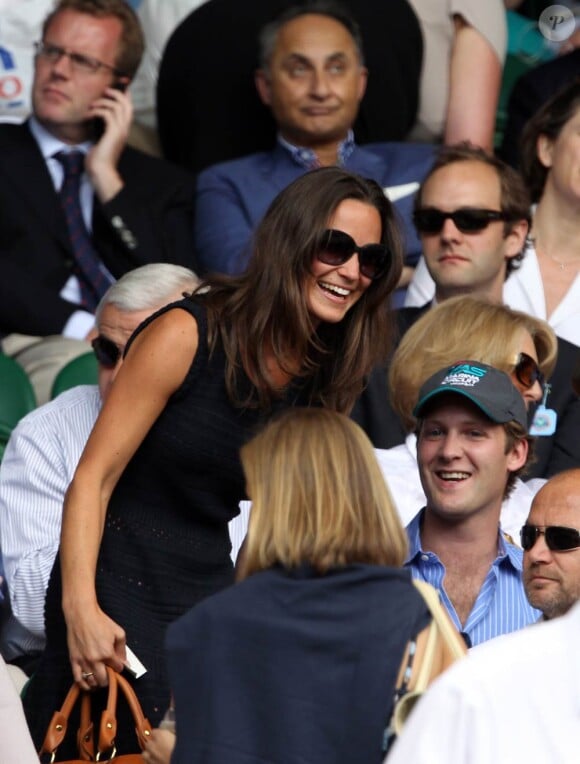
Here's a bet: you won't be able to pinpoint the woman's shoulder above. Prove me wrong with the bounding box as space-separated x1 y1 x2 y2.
125 296 207 355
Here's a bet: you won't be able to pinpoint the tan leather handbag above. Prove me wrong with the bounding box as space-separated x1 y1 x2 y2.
38 666 152 763
382 579 468 756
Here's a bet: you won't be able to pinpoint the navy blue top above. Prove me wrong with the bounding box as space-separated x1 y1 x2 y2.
167 564 430 764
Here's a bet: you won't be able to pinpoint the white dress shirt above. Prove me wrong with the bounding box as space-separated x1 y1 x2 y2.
0 656 38 762
27 117 100 339
503 242 580 347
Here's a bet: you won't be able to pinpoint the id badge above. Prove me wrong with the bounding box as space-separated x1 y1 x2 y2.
529 384 557 437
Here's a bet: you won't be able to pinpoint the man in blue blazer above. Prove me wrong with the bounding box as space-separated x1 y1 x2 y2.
194 2 433 277
0 0 196 403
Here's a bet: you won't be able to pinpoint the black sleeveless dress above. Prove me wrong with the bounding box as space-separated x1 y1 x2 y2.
24 297 304 756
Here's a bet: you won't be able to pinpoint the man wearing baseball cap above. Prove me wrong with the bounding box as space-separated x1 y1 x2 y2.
405 360 541 647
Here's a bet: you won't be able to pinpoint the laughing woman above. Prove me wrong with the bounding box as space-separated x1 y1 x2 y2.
23 166 403 755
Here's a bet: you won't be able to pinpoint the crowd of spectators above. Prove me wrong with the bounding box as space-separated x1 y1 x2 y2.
0 0 579 761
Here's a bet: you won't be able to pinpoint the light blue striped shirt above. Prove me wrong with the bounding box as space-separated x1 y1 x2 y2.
277 130 356 170
0 385 248 660
405 510 541 647
0 386 102 659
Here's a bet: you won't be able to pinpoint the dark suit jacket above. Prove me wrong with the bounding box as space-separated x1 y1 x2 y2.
350 304 427 449
352 304 580 480
0 122 197 336
538 337 580 478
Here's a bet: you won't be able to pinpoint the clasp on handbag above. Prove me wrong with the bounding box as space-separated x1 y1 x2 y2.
96 746 117 761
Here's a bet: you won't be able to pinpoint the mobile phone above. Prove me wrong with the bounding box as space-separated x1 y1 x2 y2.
91 79 128 140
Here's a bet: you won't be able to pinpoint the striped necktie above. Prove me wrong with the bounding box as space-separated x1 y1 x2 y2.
55 150 113 310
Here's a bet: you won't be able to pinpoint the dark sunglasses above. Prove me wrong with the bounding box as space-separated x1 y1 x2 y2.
91 335 122 368
514 352 544 390
413 207 509 235
317 229 391 280
521 524 580 552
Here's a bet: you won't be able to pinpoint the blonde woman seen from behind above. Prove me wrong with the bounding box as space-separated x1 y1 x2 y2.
166 408 453 764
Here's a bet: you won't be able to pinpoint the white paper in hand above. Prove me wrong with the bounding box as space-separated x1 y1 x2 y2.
124 645 147 678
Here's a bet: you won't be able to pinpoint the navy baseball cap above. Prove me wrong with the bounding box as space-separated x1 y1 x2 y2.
413 361 528 430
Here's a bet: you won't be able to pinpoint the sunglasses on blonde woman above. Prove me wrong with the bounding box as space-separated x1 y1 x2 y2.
316 229 391 281
513 352 544 390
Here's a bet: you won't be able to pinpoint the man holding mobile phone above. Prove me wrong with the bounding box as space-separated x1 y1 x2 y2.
0 0 197 404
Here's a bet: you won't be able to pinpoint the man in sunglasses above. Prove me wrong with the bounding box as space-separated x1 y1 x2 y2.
522 468 580 621
0 264 199 677
407 361 540 647
0 0 197 405
406 142 531 309
193 1 433 277
353 143 580 481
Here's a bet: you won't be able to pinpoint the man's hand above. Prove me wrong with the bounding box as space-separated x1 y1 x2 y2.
85 84 132 203
143 729 176 764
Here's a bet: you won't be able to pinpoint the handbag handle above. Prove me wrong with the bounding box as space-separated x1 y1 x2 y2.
411 580 467 662
98 667 152 755
38 668 152 761
39 683 94 761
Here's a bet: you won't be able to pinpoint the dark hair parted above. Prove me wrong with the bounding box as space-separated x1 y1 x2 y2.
42 0 145 79
195 166 403 413
520 78 580 203
258 1 365 70
414 142 532 276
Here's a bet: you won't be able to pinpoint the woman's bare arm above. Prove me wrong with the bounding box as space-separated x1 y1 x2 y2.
445 16 503 153
60 308 198 688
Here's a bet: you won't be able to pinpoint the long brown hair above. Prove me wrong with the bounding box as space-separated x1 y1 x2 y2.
197 167 403 412
520 78 580 202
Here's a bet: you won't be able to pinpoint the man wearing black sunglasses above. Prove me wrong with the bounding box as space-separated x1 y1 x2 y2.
408 142 530 307
352 143 580 482
0 264 199 677
522 468 580 621
403 146 580 481
0 0 198 405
